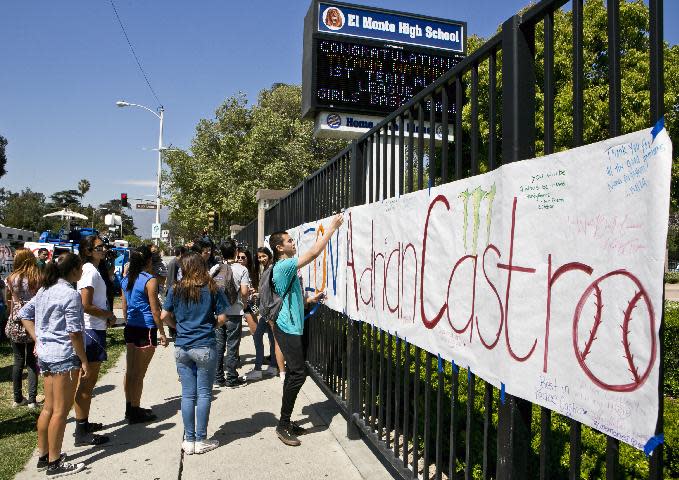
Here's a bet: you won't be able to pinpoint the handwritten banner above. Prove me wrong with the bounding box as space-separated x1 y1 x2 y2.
283 125 671 450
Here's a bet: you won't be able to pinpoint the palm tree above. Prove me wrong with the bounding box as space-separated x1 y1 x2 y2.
77 179 91 198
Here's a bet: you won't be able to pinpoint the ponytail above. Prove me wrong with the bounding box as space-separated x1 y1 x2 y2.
127 245 153 291
44 253 82 288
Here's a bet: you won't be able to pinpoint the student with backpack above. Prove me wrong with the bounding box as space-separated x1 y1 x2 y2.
209 240 250 388
266 213 343 446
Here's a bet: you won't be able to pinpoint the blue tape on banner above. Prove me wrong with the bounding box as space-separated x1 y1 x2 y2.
500 383 506 404
304 227 315 234
644 434 664 457
452 360 458 373
651 117 664 141
305 287 316 292
437 354 443 373
304 303 320 320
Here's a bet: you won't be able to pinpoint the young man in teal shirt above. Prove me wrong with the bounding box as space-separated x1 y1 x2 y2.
269 213 343 446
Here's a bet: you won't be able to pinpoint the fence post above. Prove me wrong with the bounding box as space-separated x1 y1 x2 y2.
346 140 364 440
496 14 535 480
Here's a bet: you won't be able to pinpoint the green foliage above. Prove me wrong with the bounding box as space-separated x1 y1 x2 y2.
77 179 90 198
665 272 679 284
664 301 679 398
164 84 348 239
49 189 81 208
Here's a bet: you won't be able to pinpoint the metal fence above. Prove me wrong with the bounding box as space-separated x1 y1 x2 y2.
237 0 666 477
235 219 258 251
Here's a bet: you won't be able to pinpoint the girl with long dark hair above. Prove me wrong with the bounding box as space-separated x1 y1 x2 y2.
121 245 167 423
19 253 88 476
74 235 113 446
5 248 42 408
161 252 229 455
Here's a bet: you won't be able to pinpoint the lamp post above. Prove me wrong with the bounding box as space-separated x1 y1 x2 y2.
116 100 164 244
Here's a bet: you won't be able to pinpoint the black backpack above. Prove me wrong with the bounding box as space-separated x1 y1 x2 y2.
211 262 239 306
259 265 296 324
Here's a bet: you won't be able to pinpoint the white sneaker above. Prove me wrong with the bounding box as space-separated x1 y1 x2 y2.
242 369 263 381
12 399 28 408
181 440 195 455
27 402 39 409
263 365 278 376
194 439 219 454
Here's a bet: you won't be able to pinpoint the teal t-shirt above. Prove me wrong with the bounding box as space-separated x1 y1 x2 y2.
273 258 304 335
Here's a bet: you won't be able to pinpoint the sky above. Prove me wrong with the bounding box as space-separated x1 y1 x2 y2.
1 0 677 238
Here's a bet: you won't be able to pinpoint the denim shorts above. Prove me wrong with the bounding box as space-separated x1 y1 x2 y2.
38 355 81 375
84 329 108 362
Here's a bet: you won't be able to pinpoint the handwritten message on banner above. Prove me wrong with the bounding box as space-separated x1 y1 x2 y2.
286 126 671 451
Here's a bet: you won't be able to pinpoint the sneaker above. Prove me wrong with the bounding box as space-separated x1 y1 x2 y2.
27 402 40 409
37 453 66 471
263 365 278 376
214 379 227 388
125 406 153 419
241 369 262 381
181 440 195 455
276 426 301 446
225 378 246 388
11 399 28 408
194 439 219 454
46 459 86 477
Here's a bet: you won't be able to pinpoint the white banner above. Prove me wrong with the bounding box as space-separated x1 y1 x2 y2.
283 125 671 451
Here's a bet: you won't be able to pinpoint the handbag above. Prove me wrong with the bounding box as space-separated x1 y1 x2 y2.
4 279 32 344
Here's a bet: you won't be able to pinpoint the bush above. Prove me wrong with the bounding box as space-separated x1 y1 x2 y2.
665 271 679 284
665 302 679 398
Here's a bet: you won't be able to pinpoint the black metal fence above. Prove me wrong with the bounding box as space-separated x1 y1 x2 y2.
235 218 257 251
236 0 666 477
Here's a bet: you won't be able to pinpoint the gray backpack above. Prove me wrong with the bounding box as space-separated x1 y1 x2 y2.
259 265 296 324
211 263 239 306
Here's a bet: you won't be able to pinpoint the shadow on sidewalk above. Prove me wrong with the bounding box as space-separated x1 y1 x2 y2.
64 395 181 465
214 411 278 444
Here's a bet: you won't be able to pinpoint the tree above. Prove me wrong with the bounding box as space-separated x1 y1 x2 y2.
164 84 348 237
50 189 82 208
0 188 54 232
77 179 91 199
0 135 7 179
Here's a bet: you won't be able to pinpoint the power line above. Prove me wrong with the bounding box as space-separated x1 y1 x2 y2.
109 0 163 109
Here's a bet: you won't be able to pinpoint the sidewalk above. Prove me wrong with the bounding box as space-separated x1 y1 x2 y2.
666 282 679 301
14 322 393 480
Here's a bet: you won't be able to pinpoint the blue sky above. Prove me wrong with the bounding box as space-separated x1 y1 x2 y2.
1 1 677 237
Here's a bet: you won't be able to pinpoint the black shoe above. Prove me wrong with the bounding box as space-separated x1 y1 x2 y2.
74 433 109 447
125 406 153 419
290 421 307 435
128 407 157 424
276 426 301 446
46 458 86 477
214 378 227 387
37 453 65 471
225 378 246 388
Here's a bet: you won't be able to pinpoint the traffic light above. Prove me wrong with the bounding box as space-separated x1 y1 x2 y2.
208 211 218 231
121 193 128 207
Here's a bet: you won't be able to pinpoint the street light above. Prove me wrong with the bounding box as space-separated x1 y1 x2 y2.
116 100 164 244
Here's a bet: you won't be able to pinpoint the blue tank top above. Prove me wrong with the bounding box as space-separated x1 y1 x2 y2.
121 272 155 328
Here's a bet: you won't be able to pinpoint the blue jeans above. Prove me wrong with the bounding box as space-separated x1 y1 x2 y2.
214 316 242 383
253 317 276 370
175 345 217 441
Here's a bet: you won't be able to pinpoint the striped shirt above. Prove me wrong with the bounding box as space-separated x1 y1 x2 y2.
18 279 85 363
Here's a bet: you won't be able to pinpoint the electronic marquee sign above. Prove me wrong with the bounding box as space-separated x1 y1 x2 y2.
302 0 466 120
